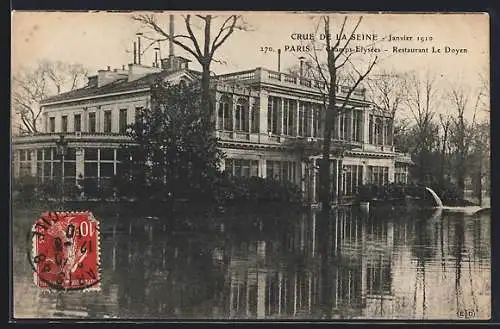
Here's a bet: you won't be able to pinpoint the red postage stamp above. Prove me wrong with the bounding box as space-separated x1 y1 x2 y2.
29 211 101 291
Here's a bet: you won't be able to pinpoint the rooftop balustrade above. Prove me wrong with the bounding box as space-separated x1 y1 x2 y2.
216 68 366 99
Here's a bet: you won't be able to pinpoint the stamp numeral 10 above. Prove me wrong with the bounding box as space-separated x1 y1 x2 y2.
77 221 95 237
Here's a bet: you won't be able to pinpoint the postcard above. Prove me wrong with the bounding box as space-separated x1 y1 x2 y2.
11 11 490 321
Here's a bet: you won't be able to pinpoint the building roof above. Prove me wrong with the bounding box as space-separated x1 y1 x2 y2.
40 69 201 105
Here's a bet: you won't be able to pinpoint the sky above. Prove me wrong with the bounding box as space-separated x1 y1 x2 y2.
11 11 489 120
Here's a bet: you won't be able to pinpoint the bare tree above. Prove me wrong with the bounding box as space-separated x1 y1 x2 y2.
132 14 250 127
306 16 377 211
472 120 490 202
438 114 453 185
11 60 88 134
366 70 407 117
404 71 441 184
393 117 413 153
448 83 481 200
40 60 88 94
478 68 489 113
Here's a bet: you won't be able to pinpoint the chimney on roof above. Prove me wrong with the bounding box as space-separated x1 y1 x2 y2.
278 49 281 72
122 65 125 70
160 56 190 72
169 15 174 57
299 56 306 78
98 68 128 87
88 75 98 88
133 42 137 64
127 62 162 82
137 33 143 65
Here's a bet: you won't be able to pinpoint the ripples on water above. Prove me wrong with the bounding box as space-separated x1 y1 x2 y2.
13 206 490 320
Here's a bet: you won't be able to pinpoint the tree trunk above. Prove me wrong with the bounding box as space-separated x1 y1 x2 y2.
201 62 212 127
319 71 337 214
457 163 466 201
318 57 338 318
318 217 332 318
439 131 447 186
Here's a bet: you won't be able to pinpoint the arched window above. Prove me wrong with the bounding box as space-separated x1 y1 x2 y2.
235 98 248 131
218 95 232 131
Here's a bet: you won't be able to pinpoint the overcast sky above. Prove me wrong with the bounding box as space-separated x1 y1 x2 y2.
12 11 489 119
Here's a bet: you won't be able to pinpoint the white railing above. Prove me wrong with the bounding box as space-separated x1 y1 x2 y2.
217 70 256 83
215 67 366 98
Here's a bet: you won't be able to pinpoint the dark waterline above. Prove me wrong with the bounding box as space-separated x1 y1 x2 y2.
13 206 490 320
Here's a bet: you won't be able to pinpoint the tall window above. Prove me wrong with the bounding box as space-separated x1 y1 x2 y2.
395 163 408 183
333 111 339 139
352 110 363 142
49 117 55 133
367 166 389 185
351 110 358 141
251 102 259 133
312 104 319 138
267 96 280 134
37 148 55 182
283 99 290 135
339 112 351 140
369 114 374 144
99 148 115 180
306 104 313 137
218 96 232 131
104 110 112 133
342 165 364 196
298 101 308 137
74 114 81 132
84 148 98 194
35 148 76 183
61 116 68 133
88 112 96 133
119 109 128 134
235 99 248 131
338 112 344 140
375 117 383 145
386 118 393 145
63 148 76 183
83 148 119 190
19 149 32 177
225 158 259 178
283 99 296 136
266 160 296 183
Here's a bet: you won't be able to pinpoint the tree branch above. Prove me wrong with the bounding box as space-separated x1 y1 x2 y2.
211 16 240 56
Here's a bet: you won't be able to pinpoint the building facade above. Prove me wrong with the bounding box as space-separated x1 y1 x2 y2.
12 55 412 203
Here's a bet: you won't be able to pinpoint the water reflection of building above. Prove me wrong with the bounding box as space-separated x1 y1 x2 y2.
225 236 321 319
14 207 491 320
223 207 399 319
331 207 395 315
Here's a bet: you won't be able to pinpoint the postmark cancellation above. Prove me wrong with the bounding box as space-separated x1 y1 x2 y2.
28 211 101 292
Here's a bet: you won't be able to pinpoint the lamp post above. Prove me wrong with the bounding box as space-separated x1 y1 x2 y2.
55 134 68 205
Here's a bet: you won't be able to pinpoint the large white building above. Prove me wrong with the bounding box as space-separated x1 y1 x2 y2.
12 54 411 203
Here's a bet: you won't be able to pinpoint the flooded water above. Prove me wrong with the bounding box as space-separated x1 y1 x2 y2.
12 205 491 320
